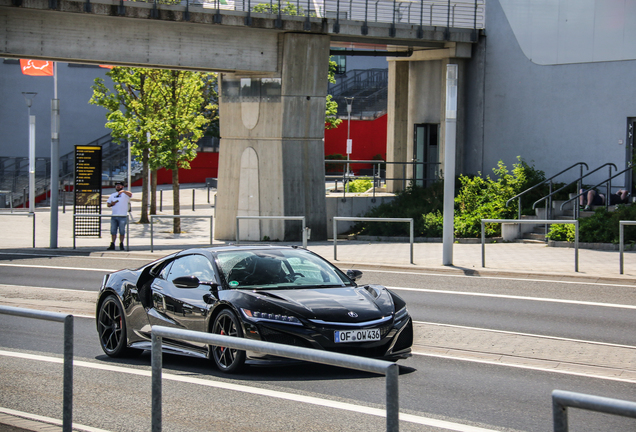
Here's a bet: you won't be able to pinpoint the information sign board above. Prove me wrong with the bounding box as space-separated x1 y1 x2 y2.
74 145 102 237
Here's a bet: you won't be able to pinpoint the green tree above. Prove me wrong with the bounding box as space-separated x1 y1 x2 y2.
90 67 217 232
325 58 342 130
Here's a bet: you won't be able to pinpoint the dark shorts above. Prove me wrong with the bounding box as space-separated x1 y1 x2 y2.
110 216 127 236
586 190 603 206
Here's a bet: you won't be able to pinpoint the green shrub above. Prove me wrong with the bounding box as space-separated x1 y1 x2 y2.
352 157 546 239
578 204 636 243
454 158 545 237
347 178 373 193
546 224 576 242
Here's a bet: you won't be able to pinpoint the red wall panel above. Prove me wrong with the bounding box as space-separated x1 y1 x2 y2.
324 114 387 174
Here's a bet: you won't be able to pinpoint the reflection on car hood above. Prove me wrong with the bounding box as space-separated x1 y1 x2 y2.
254 287 392 322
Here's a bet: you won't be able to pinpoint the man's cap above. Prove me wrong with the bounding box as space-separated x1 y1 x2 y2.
115 181 125 186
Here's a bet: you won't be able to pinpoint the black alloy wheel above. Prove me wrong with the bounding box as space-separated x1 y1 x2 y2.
97 295 137 357
210 309 246 373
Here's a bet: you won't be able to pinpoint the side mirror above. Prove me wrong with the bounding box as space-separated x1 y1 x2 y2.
346 269 363 282
172 276 201 289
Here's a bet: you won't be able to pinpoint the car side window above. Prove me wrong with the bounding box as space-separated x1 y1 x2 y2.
158 262 173 280
167 255 216 286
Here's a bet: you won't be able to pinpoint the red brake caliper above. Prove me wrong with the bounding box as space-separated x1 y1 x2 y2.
219 328 226 353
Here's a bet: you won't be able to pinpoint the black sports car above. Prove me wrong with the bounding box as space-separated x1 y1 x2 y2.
96 245 413 373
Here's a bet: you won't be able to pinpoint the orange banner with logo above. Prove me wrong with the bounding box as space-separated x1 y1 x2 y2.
20 59 54 76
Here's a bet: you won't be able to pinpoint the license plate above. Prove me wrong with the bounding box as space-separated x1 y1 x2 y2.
334 329 381 343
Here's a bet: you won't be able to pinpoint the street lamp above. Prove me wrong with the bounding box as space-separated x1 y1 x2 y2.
22 92 37 214
345 97 354 176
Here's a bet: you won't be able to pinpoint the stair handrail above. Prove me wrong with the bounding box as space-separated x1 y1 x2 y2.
560 164 634 215
532 163 618 218
505 162 588 220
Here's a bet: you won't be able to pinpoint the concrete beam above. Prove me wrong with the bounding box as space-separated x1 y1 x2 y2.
0 2 281 73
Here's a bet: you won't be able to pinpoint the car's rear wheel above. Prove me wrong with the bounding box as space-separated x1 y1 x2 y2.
210 309 246 373
97 295 138 357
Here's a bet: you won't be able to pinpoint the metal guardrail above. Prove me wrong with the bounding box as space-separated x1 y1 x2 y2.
151 215 214 252
73 214 130 250
481 219 579 272
619 220 636 274
236 216 308 248
132 0 484 36
0 306 74 432
150 325 399 432
552 390 636 432
0 211 35 248
333 216 414 264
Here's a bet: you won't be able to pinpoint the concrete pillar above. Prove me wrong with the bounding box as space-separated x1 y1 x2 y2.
215 33 330 241
386 61 409 193
386 47 468 192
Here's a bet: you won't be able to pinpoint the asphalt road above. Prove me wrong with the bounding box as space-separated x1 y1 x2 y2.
0 252 635 431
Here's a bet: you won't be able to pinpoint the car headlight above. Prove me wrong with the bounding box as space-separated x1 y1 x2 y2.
241 309 302 325
394 306 408 321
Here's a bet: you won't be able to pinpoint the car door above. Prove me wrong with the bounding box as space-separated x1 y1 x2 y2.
148 254 219 349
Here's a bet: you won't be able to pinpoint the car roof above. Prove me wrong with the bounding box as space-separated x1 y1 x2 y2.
174 244 300 257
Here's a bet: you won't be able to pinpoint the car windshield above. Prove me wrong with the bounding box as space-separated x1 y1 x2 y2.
215 249 353 289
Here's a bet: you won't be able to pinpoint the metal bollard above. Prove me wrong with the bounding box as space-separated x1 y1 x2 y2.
192 189 195 211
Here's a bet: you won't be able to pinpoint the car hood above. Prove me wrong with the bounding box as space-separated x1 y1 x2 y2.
250 286 394 323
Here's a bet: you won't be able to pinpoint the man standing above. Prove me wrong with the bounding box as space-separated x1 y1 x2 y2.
106 181 132 250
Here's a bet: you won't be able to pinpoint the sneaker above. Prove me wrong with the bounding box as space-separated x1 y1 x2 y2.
583 205 590 211
119 243 125 251
106 243 115 251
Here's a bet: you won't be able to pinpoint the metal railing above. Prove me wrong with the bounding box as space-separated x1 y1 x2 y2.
561 165 633 214
150 325 399 432
481 219 579 272
552 390 636 432
236 216 308 248
333 216 414 264
151 215 214 252
619 220 636 275
506 162 588 221
72 214 130 250
137 0 484 35
0 306 74 432
0 211 35 248
533 162 617 220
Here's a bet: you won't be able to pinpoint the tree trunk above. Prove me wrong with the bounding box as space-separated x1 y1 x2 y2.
150 170 157 215
139 149 149 223
172 168 181 233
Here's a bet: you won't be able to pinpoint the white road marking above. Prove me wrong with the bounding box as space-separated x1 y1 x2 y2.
414 321 636 349
411 351 636 384
387 286 636 310
362 268 636 288
0 251 150 261
0 263 117 272
0 349 498 432
0 406 110 432
0 283 96 293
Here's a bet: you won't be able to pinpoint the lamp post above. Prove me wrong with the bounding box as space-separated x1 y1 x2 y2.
345 97 354 176
22 92 37 214
442 64 458 266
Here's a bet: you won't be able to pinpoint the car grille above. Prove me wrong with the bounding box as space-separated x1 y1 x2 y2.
259 326 312 348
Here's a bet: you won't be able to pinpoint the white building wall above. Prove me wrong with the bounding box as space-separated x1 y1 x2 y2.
464 0 636 188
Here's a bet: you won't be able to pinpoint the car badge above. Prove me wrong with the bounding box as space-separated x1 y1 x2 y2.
348 311 358 318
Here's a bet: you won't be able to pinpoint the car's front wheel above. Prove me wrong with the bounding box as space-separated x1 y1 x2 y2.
97 295 138 357
210 309 246 373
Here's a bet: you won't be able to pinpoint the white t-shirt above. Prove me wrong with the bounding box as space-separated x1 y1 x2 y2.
106 191 131 216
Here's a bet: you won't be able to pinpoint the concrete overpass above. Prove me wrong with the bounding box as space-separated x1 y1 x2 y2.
1 0 485 240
